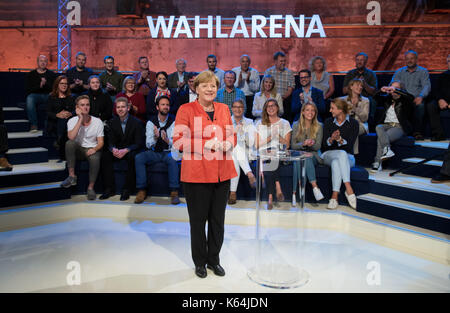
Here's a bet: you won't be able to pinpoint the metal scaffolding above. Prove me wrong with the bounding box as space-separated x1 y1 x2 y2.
57 0 71 73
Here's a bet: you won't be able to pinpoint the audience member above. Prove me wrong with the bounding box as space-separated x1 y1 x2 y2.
167 58 189 90
176 72 198 107
135 95 180 205
146 71 178 120
99 97 144 201
290 102 324 205
342 52 377 131
25 55 57 132
99 55 124 100
390 50 431 140
61 95 104 200
431 143 450 183
321 98 359 210
232 54 261 118
228 99 257 205
426 53 450 141
204 54 225 89
46 76 75 159
338 78 369 154
309 56 335 100
291 69 325 122
82 75 113 122
115 76 146 123
371 81 415 172
255 98 292 210
66 52 93 97
0 101 12 171
264 51 295 122
252 75 283 120
133 56 157 98
215 70 246 113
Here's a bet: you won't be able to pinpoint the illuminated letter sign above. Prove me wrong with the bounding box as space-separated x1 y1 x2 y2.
146 15 326 39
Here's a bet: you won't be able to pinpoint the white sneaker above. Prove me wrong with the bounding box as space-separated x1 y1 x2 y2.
370 162 382 173
327 199 338 210
345 192 357 209
313 187 324 201
380 146 395 160
292 194 297 207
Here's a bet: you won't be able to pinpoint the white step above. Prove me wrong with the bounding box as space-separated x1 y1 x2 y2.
0 160 66 177
4 119 28 123
2 107 24 112
358 193 450 220
368 170 450 196
7 131 43 139
6 147 48 154
402 158 443 167
414 140 449 150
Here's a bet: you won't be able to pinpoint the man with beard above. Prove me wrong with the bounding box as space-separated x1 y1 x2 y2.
134 96 180 205
291 69 325 122
99 55 124 100
203 54 225 89
99 97 144 201
66 52 93 98
390 50 431 140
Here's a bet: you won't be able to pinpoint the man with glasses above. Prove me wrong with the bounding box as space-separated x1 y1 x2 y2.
228 99 257 205
99 56 124 101
291 69 325 121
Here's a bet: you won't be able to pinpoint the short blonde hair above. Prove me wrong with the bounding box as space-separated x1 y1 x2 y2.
309 56 327 72
194 71 220 90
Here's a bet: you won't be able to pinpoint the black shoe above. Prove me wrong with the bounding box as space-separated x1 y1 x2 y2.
195 266 207 278
120 190 130 201
99 190 114 200
207 264 225 277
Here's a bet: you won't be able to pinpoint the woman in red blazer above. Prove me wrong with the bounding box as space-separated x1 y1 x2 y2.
173 71 237 279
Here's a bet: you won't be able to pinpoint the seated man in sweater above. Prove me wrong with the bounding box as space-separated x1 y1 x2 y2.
99 97 144 201
134 96 180 205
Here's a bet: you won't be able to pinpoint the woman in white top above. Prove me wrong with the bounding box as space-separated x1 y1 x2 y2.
255 98 291 210
338 78 369 154
61 95 104 200
252 75 283 120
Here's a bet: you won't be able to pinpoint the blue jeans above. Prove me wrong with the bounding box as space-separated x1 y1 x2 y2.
135 150 180 190
322 150 355 192
292 157 318 192
26 93 48 127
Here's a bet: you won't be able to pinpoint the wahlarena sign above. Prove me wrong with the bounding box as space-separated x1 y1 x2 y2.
146 15 326 39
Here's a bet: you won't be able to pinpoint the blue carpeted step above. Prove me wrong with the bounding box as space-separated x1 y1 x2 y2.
5 119 29 132
0 161 67 188
0 182 71 209
6 147 48 165
3 107 27 120
413 141 448 160
400 158 442 178
367 173 450 210
7 131 43 149
357 193 450 234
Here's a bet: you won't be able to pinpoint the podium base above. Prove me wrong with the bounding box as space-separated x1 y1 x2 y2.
247 264 310 289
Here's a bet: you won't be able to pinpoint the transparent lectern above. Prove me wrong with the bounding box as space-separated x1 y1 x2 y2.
247 149 311 289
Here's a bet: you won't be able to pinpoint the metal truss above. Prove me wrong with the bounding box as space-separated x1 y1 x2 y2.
57 0 71 73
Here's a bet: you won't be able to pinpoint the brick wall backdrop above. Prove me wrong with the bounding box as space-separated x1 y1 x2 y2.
0 0 448 73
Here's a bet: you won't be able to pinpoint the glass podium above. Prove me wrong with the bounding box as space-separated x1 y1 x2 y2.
247 149 312 289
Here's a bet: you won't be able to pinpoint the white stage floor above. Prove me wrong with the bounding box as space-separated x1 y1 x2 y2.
0 197 448 293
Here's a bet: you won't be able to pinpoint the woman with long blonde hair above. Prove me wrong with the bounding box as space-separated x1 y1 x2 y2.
291 103 324 205
252 75 283 119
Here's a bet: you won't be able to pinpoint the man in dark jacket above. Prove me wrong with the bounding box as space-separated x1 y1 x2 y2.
291 69 325 122
371 81 414 172
99 97 144 200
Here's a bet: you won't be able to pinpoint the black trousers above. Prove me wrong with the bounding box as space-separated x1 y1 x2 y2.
183 180 230 267
0 124 7 157
263 160 281 197
427 100 447 137
101 149 137 193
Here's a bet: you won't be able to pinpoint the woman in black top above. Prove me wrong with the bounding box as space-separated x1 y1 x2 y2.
47 75 75 159
321 98 359 210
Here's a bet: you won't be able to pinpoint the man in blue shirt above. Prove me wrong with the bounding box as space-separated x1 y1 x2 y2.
391 50 431 140
215 71 246 114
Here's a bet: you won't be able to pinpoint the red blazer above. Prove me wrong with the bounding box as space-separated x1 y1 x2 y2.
174 101 237 183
